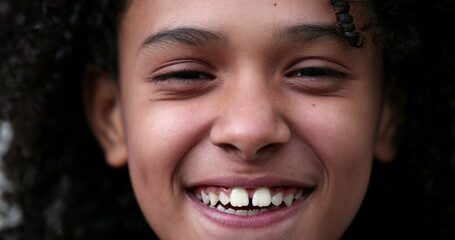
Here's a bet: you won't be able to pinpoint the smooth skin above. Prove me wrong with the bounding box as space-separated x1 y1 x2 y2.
85 0 396 239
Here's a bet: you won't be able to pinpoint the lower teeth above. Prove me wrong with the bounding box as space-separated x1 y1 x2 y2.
210 204 279 216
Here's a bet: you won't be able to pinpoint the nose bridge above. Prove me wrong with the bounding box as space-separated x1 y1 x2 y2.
229 82 275 128
226 63 277 121
210 73 291 161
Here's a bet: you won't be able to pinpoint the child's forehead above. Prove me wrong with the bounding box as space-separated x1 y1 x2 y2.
117 1 377 64
120 0 338 27
119 0 358 48
115 0 381 80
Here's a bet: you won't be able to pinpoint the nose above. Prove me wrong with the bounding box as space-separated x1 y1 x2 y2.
210 83 291 162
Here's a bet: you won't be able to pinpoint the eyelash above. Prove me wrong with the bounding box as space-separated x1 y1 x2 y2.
153 67 346 83
154 70 215 82
285 67 347 80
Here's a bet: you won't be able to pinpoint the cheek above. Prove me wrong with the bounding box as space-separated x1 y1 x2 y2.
290 96 380 234
122 100 209 232
315 102 377 173
318 105 376 196
297 101 377 185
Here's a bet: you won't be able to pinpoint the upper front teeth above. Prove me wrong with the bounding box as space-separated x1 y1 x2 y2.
230 187 249 207
252 187 272 207
199 187 304 209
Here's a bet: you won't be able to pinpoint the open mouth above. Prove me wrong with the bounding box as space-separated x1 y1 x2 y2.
192 186 313 217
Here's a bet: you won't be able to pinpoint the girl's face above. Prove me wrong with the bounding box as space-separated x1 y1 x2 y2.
104 0 387 239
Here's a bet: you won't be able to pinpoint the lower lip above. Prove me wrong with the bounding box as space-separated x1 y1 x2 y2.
187 191 310 229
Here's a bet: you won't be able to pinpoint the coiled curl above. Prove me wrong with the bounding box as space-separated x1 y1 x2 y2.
330 0 365 47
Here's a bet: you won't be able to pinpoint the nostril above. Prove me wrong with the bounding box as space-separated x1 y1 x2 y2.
216 143 250 160
216 142 283 161
218 143 237 152
257 143 282 156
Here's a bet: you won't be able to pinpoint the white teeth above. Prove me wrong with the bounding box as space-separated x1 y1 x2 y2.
271 192 283 206
214 206 269 216
283 193 294 207
225 208 236 214
252 187 272 207
294 189 303 200
195 192 202 200
219 192 230 205
216 204 225 212
249 209 260 216
237 210 248 216
209 192 219 206
201 191 210 205
199 187 305 210
230 187 249 207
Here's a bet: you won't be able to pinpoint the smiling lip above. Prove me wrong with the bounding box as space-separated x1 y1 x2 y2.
185 176 317 189
185 176 315 228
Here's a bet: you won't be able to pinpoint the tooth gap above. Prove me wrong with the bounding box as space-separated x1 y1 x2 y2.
194 187 312 209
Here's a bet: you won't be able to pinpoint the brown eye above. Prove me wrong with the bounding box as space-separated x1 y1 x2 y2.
155 70 215 82
286 67 346 80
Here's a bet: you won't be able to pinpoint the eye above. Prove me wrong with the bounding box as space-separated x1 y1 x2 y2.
285 67 347 80
284 66 351 94
154 70 215 82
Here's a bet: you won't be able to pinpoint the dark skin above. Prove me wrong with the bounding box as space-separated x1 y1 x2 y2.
0 0 454 239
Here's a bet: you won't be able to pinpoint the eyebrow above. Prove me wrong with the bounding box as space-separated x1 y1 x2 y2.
140 24 350 52
141 27 227 50
277 24 349 46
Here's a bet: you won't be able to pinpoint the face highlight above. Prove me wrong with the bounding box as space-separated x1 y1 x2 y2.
114 0 385 239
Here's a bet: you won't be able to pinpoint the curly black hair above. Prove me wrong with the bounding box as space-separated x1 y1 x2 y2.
1 0 454 239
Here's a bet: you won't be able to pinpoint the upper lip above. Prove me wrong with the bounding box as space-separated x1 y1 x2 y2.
184 176 317 189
